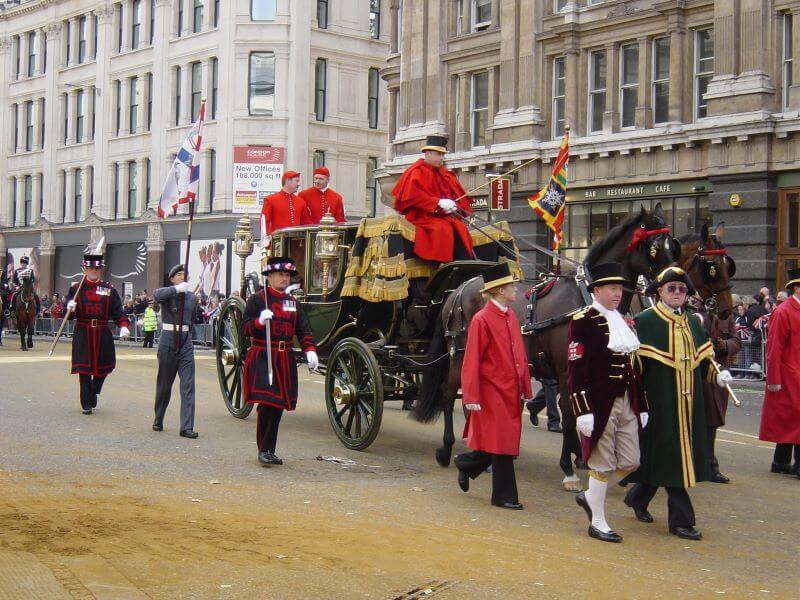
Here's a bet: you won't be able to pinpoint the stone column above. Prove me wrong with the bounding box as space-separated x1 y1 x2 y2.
202 0 213 31
201 59 210 112
180 62 191 125
497 0 519 113
789 7 800 108
136 75 146 133
16 103 24 152
67 90 78 144
145 222 165 292
565 48 581 135
108 163 118 219
14 176 25 226
120 77 130 134
182 0 192 36
142 0 153 44
31 98 42 150
288 0 312 168
455 73 469 151
135 158 147 216
86 13 96 60
198 150 211 213
667 25 685 124
122 0 132 52
151 0 172 209
64 168 76 223
70 17 80 66
42 22 62 222
35 29 45 74
55 170 65 223
20 32 29 78
32 173 42 223
39 231 55 298
94 6 114 220
80 167 92 220
117 162 129 219
603 43 620 133
635 36 652 129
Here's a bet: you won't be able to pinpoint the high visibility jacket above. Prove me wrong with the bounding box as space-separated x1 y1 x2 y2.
143 306 158 332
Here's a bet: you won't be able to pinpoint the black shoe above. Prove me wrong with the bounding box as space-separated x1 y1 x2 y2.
525 401 539 427
180 429 199 439
588 526 623 543
152 423 163 432
266 452 283 465
624 497 654 523
258 452 273 467
670 526 702 540
575 491 592 523
82 408 92 415
548 424 563 433
710 471 730 484
457 470 469 492
771 462 793 474
493 501 523 510
402 398 414 411
790 463 800 477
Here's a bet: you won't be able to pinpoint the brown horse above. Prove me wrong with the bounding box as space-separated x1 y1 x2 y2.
679 223 735 320
414 203 679 491
14 276 37 350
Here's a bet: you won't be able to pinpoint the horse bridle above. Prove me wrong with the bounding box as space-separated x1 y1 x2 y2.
627 225 677 279
685 236 735 313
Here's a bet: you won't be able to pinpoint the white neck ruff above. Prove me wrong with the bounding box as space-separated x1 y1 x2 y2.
592 300 640 353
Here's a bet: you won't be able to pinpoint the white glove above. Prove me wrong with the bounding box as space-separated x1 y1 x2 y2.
768 384 782 393
258 309 273 326
67 300 77 312
306 350 319 371
464 403 481 411
716 369 734 388
437 198 457 214
576 413 594 437
174 282 192 294
119 326 131 338
639 411 649 429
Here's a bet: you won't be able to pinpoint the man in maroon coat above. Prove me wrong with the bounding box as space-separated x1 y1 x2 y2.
454 262 533 510
759 267 800 478
391 135 474 263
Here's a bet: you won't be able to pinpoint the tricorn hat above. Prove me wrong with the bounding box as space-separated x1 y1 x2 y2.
262 256 298 275
421 135 449 154
481 262 519 294
588 263 629 291
82 237 105 268
169 264 186 279
645 265 696 296
785 267 800 290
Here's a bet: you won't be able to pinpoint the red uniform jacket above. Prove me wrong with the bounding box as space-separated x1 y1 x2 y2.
67 279 129 376
566 307 649 462
242 287 316 411
759 297 800 444
261 191 312 234
461 301 532 456
391 159 474 263
298 186 346 223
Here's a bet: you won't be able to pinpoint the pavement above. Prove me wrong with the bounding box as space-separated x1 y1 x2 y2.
0 339 798 599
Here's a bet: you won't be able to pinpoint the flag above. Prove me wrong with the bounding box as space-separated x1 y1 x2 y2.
157 100 206 218
528 130 569 250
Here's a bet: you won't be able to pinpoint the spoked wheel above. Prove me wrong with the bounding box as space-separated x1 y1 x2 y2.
325 338 384 450
215 297 253 419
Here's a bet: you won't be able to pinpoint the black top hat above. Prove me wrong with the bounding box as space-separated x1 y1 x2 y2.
421 135 449 154
785 268 800 290
263 256 298 275
481 262 519 294
588 263 629 291
645 266 696 296
169 264 186 278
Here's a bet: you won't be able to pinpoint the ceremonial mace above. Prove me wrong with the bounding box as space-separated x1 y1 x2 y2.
710 360 742 407
260 221 274 387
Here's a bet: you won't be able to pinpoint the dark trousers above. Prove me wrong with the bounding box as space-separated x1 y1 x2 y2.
154 335 195 431
773 443 800 466
455 451 518 505
78 374 106 410
528 378 561 428
257 405 284 453
707 427 720 473
143 331 155 348
625 483 695 530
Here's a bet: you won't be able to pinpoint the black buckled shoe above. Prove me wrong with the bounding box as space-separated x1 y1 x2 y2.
710 471 730 484
670 526 702 540
790 463 800 477
180 429 199 439
152 422 163 431
525 401 539 427
82 408 92 415
258 452 273 467
548 424 563 433
589 526 623 543
492 501 523 510
457 470 469 492
624 497 654 523
770 462 792 474
267 452 283 465
575 492 592 523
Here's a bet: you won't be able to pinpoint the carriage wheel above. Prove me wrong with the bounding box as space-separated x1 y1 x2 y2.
325 338 384 451
215 298 253 419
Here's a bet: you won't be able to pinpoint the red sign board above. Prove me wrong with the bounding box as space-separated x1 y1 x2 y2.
490 178 511 211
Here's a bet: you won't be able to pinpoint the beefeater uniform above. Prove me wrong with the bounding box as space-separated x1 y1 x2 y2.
152 264 198 435
455 263 531 508
243 263 316 457
759 268 800 476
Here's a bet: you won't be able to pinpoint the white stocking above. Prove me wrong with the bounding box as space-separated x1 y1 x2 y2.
585 475 611 532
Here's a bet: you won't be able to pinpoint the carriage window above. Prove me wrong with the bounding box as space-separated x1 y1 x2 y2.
287 237 307 288
590 202 609 243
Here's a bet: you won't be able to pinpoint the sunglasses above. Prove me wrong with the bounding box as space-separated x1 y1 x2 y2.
666 284 688 294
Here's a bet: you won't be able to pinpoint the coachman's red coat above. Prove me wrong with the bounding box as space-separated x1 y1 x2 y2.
67 279 129 376
298 186 346 223
461 301 532 456
242 287 316 411
391 159 474 263
759 297 800 444
261 190 312 234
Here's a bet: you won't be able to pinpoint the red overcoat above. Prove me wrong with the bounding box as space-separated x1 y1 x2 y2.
391 159 474 263
261 191 312 234
461 301 532 456
298 187 346 223
759 297 800 444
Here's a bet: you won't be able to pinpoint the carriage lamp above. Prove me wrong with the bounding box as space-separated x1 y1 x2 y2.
233 216 254 298
314 211 341 296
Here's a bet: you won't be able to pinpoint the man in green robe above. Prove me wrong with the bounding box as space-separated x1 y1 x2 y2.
624 266 733 540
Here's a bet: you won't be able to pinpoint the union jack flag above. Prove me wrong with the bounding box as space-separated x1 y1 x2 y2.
158 100 206 218
528 130 569 250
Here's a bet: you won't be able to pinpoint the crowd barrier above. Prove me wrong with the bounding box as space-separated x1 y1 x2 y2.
729 324 767 381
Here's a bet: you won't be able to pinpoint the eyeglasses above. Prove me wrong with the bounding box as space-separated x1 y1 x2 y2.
666 284 688 294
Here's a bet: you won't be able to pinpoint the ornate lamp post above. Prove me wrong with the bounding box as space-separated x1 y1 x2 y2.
233 216 254 298
313 211 341 297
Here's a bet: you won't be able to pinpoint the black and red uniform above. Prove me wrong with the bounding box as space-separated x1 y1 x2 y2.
67 279 129 410
243 286 316 453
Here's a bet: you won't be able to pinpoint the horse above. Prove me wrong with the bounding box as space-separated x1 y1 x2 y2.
0 274 7 346
13 276 37 351
413 203 679 492
679 222 735 320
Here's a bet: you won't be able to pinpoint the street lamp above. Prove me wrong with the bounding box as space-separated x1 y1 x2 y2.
314 211 340 297
233 216 254 298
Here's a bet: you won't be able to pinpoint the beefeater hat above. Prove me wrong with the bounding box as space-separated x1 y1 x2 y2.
785 267 800 290
262 256 298 275
588 263 630 291
421 135 449 154
481 262 519 294
82 237 105 268
645 265 696 296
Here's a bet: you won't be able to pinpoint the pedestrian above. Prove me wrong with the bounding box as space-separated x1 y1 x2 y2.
151 264 199 438
454 262 532 510
525 378 562 433
623 266 733 540
567 264 648 543
66 240 131 415
759 267 800 478
142 301 158 348
242 257 317 467
298 166 346 223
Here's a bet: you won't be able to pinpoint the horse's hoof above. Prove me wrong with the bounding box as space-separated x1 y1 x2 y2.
562 475 582 493
435 447 452 468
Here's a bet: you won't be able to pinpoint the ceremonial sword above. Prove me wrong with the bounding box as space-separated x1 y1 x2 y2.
710 359 741 407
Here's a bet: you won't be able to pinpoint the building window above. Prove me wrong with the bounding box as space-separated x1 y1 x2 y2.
249 52 275 115
146 73 153 130
90 89 96 139
367 156 378 216
25 101 34 151
177 0 184 36
783 13 793 110
470 71 489 147
27 32 36 76
193 0 204 33
251 0 277 21
552 57 566 138
174 67 182 125
115 80 122 134
128 161 137 218
40 99 46 147
317 0 328 29
11 104 18 152
368 67 380 129
78 16 87 63
652 37 670 124
43 31 48 72
65 21 72 64
214 0 220 28
554 0 568 11
620 43 638 129
588 49 606 133
191 62 202 122
76 89 85 142
63 93 69 144
472 0 491 32
313 149 326 170
112 164 119 218
116 3 123 51
24 175 33 226
74 168 82 221
211 58 218 119
129 77 138 133
694 28 714 120
149 0 155 44
209 149 216 212
370 0 381 39
315 58 327 121
14 36 21 79
145 158 151 208
132 0 142 48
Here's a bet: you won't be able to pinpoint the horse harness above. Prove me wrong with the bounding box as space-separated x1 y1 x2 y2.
684 235 735 312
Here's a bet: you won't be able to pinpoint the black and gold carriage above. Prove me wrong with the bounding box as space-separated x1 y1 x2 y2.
216 213 519 451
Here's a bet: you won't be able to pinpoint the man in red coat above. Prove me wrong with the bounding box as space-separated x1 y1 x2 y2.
455 262 533 510
759 267 800 478
260 170 312 235
299 167 346 223
391 135 474 263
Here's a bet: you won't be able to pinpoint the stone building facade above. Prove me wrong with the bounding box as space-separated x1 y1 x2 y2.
0 0 389 297
380 0 800 292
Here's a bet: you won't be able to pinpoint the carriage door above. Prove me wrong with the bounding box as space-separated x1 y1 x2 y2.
777 188 800 289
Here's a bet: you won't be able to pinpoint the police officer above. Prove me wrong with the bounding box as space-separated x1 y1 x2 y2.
142 301 158 348
152 264 198 438
10 255 40 314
